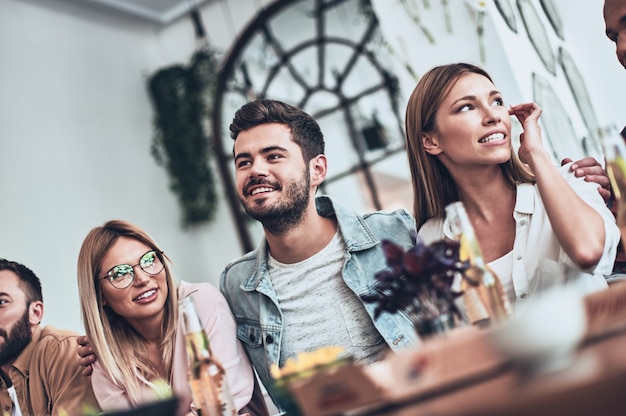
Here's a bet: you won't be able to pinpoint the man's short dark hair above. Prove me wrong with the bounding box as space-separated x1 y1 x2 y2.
0 259 43 304
229 99 325 162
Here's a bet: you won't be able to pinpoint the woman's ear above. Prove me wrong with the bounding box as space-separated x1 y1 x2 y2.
422 133 442 155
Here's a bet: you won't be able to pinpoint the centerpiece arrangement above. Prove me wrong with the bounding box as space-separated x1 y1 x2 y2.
362 236 469 338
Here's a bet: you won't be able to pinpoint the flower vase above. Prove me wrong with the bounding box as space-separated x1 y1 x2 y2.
413 313 457 339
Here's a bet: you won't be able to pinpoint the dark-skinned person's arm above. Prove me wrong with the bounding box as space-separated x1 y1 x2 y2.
561 157 611 202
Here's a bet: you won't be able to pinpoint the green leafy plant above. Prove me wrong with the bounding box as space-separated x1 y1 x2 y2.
147 48 219 228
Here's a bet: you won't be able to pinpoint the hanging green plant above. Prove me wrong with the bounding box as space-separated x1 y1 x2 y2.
147 48 219 228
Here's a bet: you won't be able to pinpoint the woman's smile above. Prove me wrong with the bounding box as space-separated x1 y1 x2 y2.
133 288 158 303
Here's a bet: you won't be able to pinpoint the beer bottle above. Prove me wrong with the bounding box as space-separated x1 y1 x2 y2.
180 296 237 416
445 201 512 326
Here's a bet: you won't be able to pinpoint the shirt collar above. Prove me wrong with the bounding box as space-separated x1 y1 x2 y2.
315 195 379 251
514 182 536 214
440 182 536 238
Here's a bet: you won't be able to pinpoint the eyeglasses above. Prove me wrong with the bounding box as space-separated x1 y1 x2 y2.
98 250 164 289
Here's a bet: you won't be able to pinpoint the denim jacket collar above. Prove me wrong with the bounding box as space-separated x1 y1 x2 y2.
239 195 380 292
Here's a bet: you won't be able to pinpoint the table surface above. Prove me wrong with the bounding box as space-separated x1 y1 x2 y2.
344 281 626 416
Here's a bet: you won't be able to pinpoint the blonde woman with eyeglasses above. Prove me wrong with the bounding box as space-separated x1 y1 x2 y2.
76 220 268 416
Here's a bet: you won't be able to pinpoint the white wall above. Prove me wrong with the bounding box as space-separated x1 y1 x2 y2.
1 0 624 334
0 0 272 332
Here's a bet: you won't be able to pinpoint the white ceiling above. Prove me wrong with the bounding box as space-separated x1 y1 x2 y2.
76 0 212 24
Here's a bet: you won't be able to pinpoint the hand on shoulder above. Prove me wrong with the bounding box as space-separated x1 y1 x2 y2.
77 335 95 377
561 157 611 202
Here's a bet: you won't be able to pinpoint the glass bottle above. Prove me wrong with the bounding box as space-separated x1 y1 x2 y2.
445 201 512 326
180 297 237 416
601 124 626 244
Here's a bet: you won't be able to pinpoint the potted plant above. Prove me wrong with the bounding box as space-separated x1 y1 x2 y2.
147 48 220 228
362 236 467 338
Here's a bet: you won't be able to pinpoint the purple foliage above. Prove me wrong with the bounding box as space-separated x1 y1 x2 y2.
362 238 467 321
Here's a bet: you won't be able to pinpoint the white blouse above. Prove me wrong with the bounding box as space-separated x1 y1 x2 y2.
417 164 619 316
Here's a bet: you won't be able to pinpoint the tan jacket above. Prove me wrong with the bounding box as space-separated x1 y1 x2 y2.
0 325 100 416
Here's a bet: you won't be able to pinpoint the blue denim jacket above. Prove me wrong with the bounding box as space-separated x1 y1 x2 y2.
219 196 420 408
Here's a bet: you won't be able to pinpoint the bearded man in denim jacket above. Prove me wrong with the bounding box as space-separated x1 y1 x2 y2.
220 99 420 411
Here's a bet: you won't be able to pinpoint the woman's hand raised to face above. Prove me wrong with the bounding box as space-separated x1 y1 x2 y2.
510 102 611 202
509 102 545 166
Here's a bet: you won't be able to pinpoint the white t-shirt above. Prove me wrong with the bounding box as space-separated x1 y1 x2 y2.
268 230 389 366
489 250 514 305
8 385 22 416
0 370 22 416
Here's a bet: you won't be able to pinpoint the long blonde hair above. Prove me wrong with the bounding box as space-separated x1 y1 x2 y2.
77 220 178 403
405 63 535 229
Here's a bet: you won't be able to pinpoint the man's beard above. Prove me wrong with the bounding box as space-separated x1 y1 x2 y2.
0 308 32 367
242 168 311 235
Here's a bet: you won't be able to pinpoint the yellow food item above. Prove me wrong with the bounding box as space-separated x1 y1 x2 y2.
271 346 347 379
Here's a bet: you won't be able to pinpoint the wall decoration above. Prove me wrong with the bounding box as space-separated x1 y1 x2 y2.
539 0 564 40
400 0 436 42
532 73 584 162
517 0 556 75
558 47 603 156
494 0 518 33
464 1 489 63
